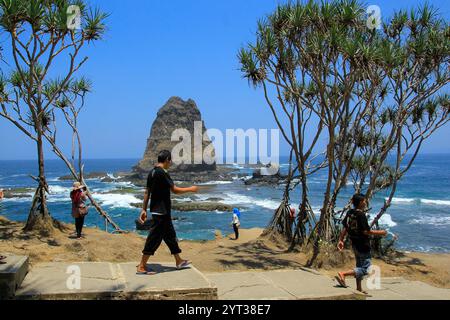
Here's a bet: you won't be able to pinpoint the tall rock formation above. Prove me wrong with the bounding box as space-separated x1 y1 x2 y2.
134 97 217 175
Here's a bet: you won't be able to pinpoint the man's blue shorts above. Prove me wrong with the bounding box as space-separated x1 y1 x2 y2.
354 250 372 280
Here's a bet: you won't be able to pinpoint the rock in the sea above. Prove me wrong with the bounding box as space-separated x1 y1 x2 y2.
134 96 217 174
59 172 108 181
244 170 286 186
3 188 33 199
131 200 233 212
172 201 233 212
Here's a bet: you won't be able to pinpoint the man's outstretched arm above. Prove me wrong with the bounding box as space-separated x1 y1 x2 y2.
171 185 199 195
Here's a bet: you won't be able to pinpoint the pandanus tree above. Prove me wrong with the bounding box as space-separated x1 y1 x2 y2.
239 0 449 261
0 0 115 233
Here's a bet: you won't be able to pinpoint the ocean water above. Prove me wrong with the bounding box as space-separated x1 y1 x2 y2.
0 155 449 253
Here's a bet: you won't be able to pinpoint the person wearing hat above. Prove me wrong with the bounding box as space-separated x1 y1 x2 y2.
70 182 88 239
231 208 241 240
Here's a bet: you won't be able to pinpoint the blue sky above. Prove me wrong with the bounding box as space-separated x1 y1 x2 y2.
0 0 449 160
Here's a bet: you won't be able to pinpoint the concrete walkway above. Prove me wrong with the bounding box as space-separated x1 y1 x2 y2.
205 269 364 300
363 277 450 300
9 260 450 300
206 271 450 300
16 262 216 300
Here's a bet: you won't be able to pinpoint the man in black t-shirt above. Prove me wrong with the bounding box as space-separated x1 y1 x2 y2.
137 150 199 275
336 194 387 294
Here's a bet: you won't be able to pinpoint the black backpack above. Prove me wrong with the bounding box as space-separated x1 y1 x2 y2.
345 210 361 237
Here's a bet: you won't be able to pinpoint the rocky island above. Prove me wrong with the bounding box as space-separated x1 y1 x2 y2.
132 96 232 183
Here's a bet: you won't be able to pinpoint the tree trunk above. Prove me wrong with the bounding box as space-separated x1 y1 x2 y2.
24 129 54 234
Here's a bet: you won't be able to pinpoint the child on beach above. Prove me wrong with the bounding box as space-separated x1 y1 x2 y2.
336 193 387 294
137 150 199 275
231 208 241 240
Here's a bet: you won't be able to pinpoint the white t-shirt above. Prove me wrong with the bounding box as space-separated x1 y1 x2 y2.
232 214 240 226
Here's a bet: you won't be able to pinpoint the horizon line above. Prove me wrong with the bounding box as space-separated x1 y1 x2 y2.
1 152 450 162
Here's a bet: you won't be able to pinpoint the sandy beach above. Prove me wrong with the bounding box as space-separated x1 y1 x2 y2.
1 215 449 289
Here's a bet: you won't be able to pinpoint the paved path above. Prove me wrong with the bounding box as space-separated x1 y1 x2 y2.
363 277 450 300
205 269 363 300
16 262 216 300
9 261 450 300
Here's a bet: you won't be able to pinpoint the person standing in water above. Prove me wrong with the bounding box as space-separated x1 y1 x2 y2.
70 182 88 239
137 150 199 275
231 208 241 240
336 193 387 294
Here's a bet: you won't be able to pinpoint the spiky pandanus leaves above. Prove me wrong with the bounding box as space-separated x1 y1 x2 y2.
240 0 449 255
0 0 108 232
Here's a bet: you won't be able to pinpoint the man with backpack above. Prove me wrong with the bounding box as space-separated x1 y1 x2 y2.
336 193 388 294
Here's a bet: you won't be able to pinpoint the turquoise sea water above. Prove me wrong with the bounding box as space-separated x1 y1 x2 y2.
1 155 449 253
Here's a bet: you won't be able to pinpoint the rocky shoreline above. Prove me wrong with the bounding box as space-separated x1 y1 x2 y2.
3 164 286 214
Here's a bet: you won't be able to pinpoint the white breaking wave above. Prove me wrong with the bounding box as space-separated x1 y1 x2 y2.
198 181 233 185
373 214 397 228
107 173 118 180
388 197 450 207
421 199 450 206
232 175 252 181
390 197 415 204
48 185 69 194
92 193 140 209
47 185 71 203
110 181 135 188
409 216 450 226
3 197 30 203
173 197 190 202
226 163 245 170
221 192 281 210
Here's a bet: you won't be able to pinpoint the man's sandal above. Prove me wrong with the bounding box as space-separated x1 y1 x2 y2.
335 275 348 288
136 264 157 275
136 270 157 275
176 260 191 270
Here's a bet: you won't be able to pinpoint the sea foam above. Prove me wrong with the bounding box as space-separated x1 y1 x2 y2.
409 216 450 226
421 199 450 206
390 197 415 204
373 214 397 228
389 197 450 207
221 192 281 210
198 181 233 185
92 193 140 209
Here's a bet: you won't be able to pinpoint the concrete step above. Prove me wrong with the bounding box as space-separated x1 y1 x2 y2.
0 255 29 299
205 269 365 300
363 277 450 300
15 262 217 300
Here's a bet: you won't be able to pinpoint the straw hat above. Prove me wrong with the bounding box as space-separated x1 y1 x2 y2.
72 182 85 191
